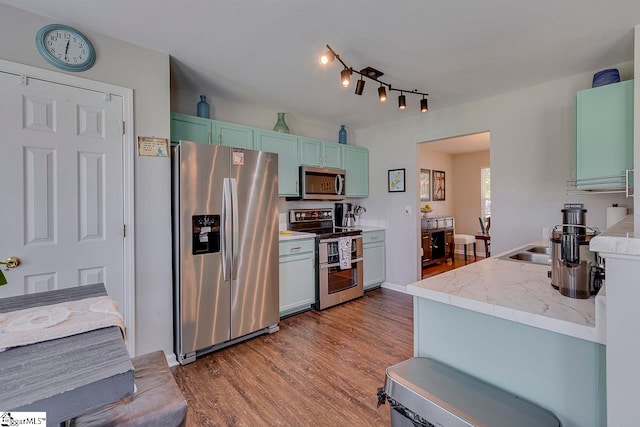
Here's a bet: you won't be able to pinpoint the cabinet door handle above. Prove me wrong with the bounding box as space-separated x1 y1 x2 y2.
626 169 634 198
208 132 212 145
289 247 301 252
218 133 222 145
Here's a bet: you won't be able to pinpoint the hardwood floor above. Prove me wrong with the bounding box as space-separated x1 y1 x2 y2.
173 288 413 426
422 253 484 279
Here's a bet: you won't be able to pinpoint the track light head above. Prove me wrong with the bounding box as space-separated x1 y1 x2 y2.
355 78 365 95
320 50 335 65
341 68 351 88
398 93 406 110
421 97 429 113
378 85 387 102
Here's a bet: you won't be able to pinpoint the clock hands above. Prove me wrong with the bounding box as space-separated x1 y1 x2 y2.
64 40 70 61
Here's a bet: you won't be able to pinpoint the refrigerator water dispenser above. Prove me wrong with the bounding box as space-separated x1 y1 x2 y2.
192 215 220 254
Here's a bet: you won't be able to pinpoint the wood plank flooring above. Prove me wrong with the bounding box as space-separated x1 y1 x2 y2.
173 288 413 426
422 253 484 279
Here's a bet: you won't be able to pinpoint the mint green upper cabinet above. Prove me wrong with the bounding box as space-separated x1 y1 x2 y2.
255 130 299 197
576 80 634 189
214 121 254 149
323 143 342 169
170 112 212 145
299 137 342 169
343 145 369 197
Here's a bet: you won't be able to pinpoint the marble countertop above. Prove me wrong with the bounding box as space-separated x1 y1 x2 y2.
279 231 316 241
407 241 606 344
590 215 640 257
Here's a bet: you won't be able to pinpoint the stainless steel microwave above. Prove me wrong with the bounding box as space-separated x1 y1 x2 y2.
292 166 346 200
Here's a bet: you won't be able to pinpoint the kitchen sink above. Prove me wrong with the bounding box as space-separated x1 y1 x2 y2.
500 245 551 266
526 246 551 255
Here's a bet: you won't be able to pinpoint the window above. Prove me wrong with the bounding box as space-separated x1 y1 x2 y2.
481 167 491 221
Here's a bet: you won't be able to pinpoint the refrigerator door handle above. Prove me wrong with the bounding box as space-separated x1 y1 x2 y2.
222 178 232 281
230 178 240 280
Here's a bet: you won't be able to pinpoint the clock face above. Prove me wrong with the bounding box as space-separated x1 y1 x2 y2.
36 24 95 72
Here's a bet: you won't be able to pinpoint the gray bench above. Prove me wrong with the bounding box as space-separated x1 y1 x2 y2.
72 351 187 426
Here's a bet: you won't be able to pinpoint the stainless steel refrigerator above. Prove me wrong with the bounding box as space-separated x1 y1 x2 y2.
172 140 279 365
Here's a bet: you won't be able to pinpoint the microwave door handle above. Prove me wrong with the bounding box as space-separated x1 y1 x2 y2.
336 174 344 195
230 178 239 280
221 178 232 282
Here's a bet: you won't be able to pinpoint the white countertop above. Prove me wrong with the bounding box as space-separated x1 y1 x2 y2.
407 241 606 344
278 231 316 241
590 215 640 257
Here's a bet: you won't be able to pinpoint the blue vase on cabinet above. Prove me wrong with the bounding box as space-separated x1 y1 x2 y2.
338 125 347 144
197 95 210 118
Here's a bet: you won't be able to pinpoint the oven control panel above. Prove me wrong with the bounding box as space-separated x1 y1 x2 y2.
289 208 333 223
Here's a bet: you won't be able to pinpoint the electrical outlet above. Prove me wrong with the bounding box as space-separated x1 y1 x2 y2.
404 205 412 215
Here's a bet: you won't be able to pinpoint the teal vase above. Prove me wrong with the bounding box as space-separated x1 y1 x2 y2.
273 112 289 133
338 125 347 144
197 95 210 118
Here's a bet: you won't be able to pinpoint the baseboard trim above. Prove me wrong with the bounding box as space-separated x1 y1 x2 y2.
166 352 179 368
381 282 408 294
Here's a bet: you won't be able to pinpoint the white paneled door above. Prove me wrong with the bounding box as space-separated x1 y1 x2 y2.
0 71 125 314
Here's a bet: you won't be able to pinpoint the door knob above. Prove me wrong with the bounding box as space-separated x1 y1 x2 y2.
1 257 21 269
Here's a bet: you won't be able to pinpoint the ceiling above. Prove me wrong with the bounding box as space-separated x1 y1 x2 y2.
421 132 490 155
5 0 640 130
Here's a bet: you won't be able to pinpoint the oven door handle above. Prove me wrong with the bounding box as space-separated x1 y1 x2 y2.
320 235 362 244
320 257 364 269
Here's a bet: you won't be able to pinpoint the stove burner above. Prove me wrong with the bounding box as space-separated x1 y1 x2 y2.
288 208 361 239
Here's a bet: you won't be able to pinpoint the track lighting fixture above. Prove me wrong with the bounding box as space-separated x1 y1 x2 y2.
341 68 351 88
355 77 365 95
320 50 335 65
378 85 387 102
421 96 428 113
319 44 429 112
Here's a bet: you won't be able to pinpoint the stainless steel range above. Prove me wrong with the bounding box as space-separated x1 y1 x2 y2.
289 208 363 310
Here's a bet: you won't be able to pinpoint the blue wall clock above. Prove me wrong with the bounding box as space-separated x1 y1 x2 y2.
36 24 96 72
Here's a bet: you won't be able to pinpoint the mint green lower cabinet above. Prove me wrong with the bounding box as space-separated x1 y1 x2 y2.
363 230 385 290
343 146 369 197
576 79 634 189
414 298 606 427
255 130 299 197
170 112 212 145
279 238 316 317
215 121 254 149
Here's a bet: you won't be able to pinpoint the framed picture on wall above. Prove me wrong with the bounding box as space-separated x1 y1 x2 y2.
420 169 431 201
432 170 446 201
388 169 406 192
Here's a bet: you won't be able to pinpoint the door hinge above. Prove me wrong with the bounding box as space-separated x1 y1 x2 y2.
121 121 125 135
104 92 112 101
122 224 126 237
20 75 28 86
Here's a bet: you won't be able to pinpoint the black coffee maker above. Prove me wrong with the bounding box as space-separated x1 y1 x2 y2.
334 203 353 228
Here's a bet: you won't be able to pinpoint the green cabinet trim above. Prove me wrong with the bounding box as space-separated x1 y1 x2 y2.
363 230 385 290
279 238 316 317
255 130 300 197
576 79 634 190
299 137 343 169
343 146 369 197
170 112 369 198
215 121 254 149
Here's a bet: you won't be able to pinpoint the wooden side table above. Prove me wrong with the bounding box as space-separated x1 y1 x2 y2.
475 233 491 257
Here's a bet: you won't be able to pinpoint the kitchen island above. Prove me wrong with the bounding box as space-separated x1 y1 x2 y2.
407 242 606 427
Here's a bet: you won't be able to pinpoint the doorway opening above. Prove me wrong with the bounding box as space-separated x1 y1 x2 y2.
417 131 491 279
